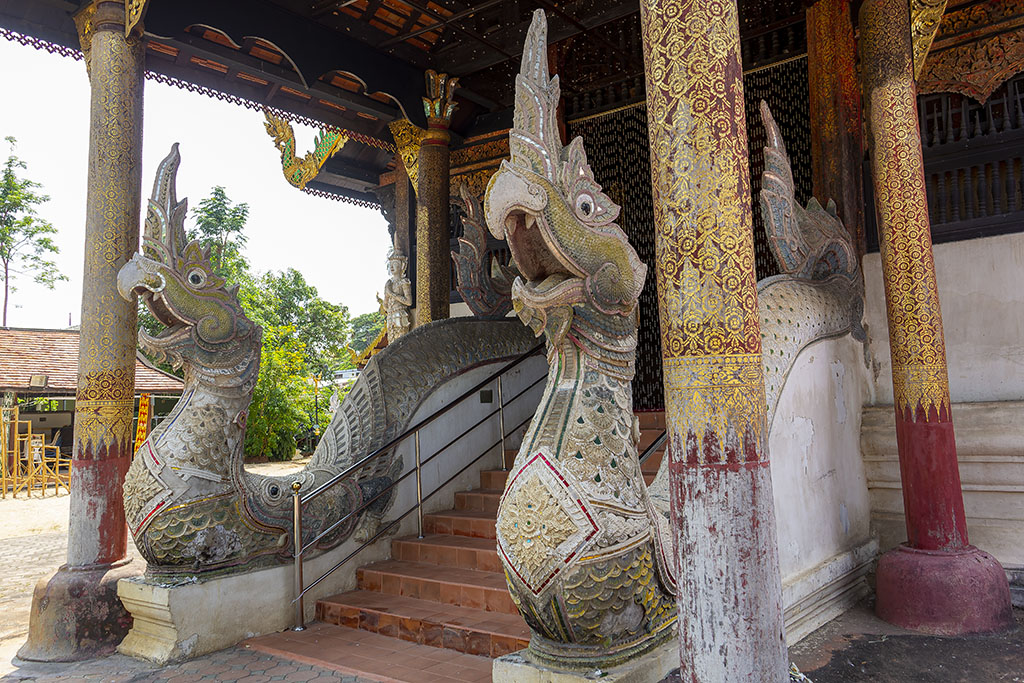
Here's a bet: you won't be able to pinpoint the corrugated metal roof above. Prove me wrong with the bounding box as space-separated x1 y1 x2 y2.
0 328 184 395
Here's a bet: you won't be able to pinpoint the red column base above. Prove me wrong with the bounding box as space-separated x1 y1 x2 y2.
16 560 142 662
875 544 1013 635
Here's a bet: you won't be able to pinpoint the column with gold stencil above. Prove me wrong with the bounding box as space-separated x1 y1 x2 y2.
416 70 457 323
639 0 787 678
806 0 866 254
860 0 1012 635
19 0 145 662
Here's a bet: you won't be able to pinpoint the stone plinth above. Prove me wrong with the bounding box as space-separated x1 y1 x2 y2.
493 639 679 683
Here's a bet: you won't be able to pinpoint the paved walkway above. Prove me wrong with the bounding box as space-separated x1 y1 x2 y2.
2 645 372 682
0 457 345 682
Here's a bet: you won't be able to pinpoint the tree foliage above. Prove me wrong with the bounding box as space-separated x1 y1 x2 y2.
0 136 67 326
350 311 386 353
192 186 249 280
136 186 357 460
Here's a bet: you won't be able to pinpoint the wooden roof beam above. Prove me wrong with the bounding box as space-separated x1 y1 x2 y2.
378 0 505 48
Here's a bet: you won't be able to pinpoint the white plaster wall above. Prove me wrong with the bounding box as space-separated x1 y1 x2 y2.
771 335 873 580
862 231 1024 404
769 335 877 644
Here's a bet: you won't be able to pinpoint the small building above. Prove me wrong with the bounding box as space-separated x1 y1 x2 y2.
0 327 184 447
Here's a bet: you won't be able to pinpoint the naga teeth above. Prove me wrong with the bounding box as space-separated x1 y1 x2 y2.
524 214 537 230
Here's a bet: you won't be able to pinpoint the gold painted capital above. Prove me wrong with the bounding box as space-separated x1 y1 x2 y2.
911 0 949 79
423 70 459 128
389 119 425 194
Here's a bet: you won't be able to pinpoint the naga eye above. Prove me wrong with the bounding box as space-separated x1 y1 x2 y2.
575 193 594 217
186 268 206 287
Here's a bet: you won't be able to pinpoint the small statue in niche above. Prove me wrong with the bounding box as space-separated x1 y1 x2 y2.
382 247 412 340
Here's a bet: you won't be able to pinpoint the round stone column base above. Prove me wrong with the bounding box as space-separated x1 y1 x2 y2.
875 544 1013 635
17 560 143 662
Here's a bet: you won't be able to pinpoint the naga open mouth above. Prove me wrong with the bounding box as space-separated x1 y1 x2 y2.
137 290 191 347
504 208 570 285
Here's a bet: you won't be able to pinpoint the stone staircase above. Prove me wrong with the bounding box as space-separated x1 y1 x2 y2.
316 464 529 658
248 412 667 680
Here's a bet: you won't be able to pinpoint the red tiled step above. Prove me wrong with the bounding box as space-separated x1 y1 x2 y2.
454 489 502 514
636 411 666 430
357 560 516 614
642 450 665 476
246 621 494 683
317 590 529 658
422 509 497 539
392 534 501 573
479 469 509 490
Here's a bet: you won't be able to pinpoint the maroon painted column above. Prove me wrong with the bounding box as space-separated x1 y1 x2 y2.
640 0 787 678
860 0 1012 635
18 0 145 661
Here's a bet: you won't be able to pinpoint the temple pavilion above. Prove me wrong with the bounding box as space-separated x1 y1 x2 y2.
2 0 1023 680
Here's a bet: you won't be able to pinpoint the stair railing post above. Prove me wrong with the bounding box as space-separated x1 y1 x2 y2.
292 480 306 631
415 431 424 538
497 375 508 471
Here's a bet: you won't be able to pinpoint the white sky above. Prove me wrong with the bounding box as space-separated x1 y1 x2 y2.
0 37 392 330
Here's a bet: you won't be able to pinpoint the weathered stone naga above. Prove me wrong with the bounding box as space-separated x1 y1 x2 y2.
487 11 677 668
486 11 864 670
118 145 535 577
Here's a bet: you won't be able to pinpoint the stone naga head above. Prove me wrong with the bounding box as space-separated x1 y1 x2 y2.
117 144 259 371
484 10 646 345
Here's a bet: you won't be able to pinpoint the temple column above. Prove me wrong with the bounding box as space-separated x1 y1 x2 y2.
639 1 787 679
859 0 1012 634
393 158 413 257
415 70 457 323
19 0 145 661
806 0 865 254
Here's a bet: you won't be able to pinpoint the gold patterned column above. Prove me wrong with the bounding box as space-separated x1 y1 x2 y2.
861 0 1012 635
18 0 144 662
415 70 457 323
806 0 866 253
393 157 412 257
640 0 787 678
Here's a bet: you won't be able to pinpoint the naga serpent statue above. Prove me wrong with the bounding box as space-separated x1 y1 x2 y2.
487 11 677 667
117 145 535 577
488 10 863 670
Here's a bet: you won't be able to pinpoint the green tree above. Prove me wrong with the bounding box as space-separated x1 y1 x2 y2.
244 325 311 460
0 136 66 326
349 311 385 353
190 186 249 279
241 268 350 379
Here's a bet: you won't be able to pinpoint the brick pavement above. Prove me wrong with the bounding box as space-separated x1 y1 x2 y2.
2 644 375 682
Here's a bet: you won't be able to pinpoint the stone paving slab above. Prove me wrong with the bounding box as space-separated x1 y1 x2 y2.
1 644 375 682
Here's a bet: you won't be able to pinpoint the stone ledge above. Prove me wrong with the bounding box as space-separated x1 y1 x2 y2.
493 638 679 683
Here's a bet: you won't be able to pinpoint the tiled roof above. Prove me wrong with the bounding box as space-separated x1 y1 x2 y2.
0 328 184 395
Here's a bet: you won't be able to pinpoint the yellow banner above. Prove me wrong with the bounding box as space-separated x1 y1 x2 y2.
134 394 150 454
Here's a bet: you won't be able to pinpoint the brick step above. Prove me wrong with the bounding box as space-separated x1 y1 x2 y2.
392 534 501 573
454 489 502 514
317 590 530 658
423 509 497 539
638 428 668 453
246 622 494 683
636 411 666 430
479 469 509 490
357 560 516 614
642 450 665 476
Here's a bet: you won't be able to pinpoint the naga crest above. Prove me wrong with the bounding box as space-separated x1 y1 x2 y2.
117 145 259 370
484 10 646 345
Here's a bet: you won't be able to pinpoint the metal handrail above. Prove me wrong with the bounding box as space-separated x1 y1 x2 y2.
639 429 667 466
301 341 544 505
290 341 546 630
295 409 537 604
